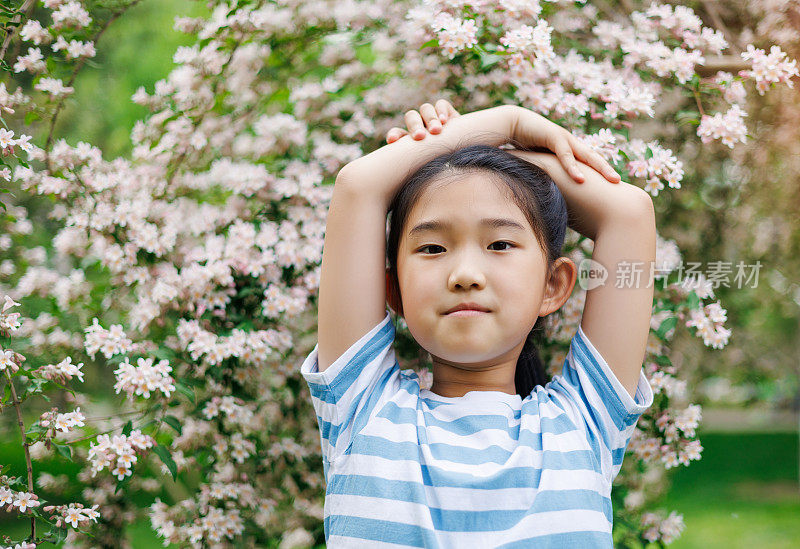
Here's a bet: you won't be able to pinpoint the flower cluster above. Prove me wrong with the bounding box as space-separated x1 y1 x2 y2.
641 510 686 544
36 356 85 382
88 431 155 480
430 13 479 59
151 499 246 545
684 301 731 349
84 318 134 359
0 296 22 336
624 139 684 196
740 44 799 95
42 502 101 529
113 357 176 399
697 104 749 149
0 488 41 513
39 407 86 433
0 348 22 373
499 20 556 64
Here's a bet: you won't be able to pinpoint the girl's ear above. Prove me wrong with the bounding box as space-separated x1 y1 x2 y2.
385 269 404 318
538 257 577 317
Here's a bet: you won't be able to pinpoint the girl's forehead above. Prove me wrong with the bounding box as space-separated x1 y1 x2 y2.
408 175 526 226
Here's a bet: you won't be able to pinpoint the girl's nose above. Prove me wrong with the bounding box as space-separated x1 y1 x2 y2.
447 260 487 290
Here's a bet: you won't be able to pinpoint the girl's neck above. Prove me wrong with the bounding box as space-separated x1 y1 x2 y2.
429 361 517 398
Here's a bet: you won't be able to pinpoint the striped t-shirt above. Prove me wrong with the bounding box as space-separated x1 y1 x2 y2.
301 310 654 548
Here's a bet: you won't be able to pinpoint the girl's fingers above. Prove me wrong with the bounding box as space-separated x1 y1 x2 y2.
552 138 585 183
418 103 441 134
447 102 460 119
434 98 459 124
404 109 426 140
386 127 408 143
570 136 621 183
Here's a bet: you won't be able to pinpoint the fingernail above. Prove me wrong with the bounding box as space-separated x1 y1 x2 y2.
430 122 441 132
414 130 425 139
440 114 447 123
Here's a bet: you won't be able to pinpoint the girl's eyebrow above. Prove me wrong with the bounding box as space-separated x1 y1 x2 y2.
408 217 527 237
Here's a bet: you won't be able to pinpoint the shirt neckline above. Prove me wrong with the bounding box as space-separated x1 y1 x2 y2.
419 388 522 406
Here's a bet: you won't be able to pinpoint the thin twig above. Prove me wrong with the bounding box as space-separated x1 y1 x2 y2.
5 369 35 541
0 0 36 62
82 409 142 422
699 0 742 55
692 88 706 117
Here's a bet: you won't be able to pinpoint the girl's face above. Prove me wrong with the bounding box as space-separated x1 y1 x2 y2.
390 171 572 371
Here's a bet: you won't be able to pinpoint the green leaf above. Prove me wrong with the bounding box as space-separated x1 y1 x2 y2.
419 38 439 50
653 354 672 367
686 290 701 310
152 444 178 480
655 315 678 339
175 380 195 403
122 420 133 436
675 110 700 127
49 527 68 544
479 52 503 70
25 423 46 435
152 347 177 362
52 442 73 461
163 415 182 435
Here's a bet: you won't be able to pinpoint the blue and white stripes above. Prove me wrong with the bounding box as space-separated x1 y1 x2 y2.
301 311 654 547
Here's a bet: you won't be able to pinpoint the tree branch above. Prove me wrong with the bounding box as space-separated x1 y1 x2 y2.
5 369 35 541
697 55 749 77
0 0 36 63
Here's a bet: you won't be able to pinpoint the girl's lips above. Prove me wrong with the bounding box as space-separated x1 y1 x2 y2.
446 310 489 317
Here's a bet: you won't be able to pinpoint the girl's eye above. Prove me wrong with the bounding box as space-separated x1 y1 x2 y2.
418 242 515 254
489 241 515 251
419 244 445 254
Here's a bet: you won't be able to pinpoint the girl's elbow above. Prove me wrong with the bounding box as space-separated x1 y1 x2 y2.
619 185 656 226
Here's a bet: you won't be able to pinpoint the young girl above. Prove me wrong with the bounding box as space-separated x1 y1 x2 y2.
302 100 656 547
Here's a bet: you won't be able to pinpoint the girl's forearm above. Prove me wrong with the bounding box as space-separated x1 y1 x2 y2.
336 105 519 209
511 150 655 241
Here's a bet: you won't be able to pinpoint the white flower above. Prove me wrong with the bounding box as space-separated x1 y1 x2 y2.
0 349 18 372
0 128 15 149
13 491 40 512
0 487 13 505
64 505 84 528
2 295 20 313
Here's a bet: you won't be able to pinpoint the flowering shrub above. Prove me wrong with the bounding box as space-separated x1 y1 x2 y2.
0 0 797 547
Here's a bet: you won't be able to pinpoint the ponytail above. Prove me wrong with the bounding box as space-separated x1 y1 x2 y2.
514 317 549 398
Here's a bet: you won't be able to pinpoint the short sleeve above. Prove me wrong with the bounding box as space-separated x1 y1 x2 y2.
300 310 401 466
546 324 654 483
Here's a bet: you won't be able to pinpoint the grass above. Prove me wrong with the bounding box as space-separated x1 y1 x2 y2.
658 429 800 548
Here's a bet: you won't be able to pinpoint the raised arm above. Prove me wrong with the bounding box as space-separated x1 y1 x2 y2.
317 103 620 372
509 150 657 399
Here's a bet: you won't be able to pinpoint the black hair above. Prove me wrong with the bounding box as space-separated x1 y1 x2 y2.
385 143 569 398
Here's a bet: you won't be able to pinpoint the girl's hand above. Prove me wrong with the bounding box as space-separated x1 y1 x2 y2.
511 108 621 184
385 99 460 143
386 100 620 185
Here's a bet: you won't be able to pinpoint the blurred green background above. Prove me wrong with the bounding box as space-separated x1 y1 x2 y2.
2 0 799 547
